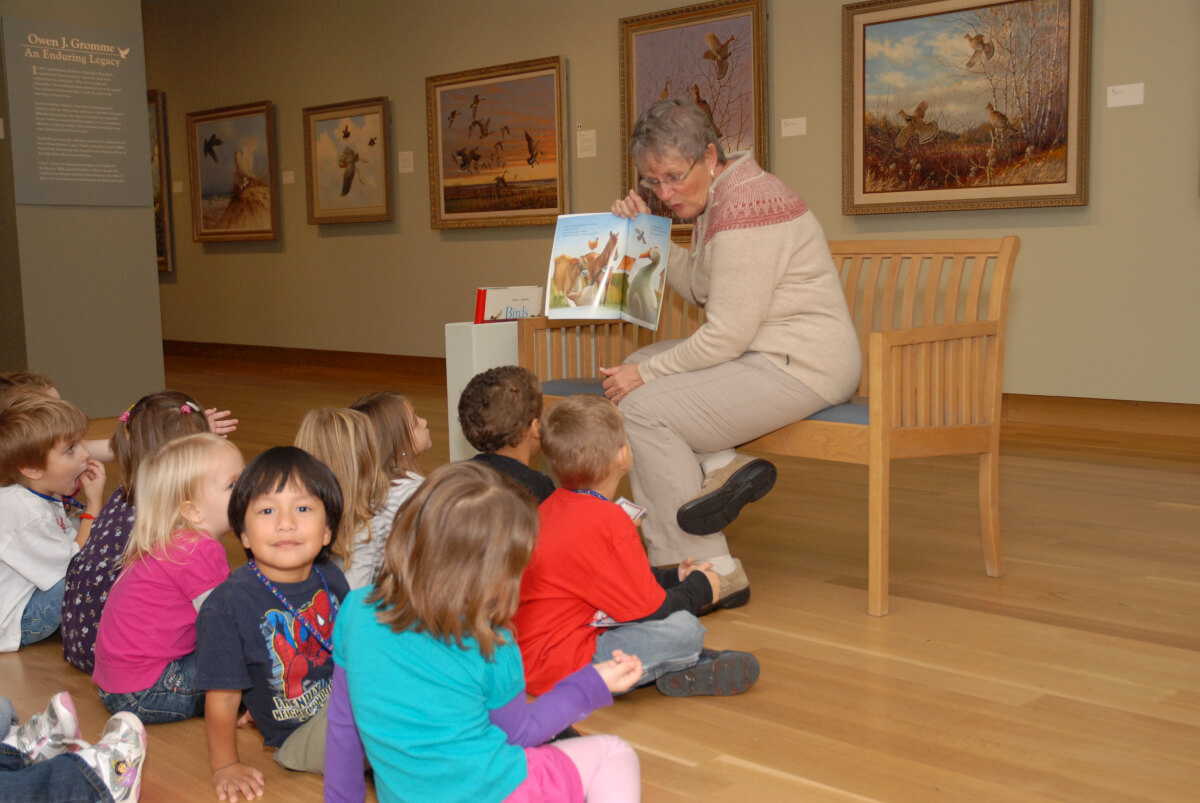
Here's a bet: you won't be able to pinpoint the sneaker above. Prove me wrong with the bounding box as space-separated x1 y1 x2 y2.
698 559 751 616
655 649 760 697
74 712 146 803
676 456 777 535
2 692 82 763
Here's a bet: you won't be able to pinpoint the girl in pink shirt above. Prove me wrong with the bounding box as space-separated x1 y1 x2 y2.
92 433 244 724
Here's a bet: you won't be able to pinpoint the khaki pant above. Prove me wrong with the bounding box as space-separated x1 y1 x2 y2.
622 343 829 565
274 701 328 774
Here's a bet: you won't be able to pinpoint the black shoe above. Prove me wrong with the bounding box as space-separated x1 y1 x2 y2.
676 457 777 535
549 726 581 742
655 649 760 697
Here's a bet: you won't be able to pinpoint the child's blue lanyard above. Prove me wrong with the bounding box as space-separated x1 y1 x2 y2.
570 489 608 502
25 487 86 511
247 560 336 654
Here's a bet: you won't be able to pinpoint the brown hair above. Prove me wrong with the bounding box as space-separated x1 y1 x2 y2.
294 407 388 569
367 461 536 659
540 394 626 490
0 388 89 485
0 372 56 398
457 366 542 453
113 391 212 505
350 391 421 479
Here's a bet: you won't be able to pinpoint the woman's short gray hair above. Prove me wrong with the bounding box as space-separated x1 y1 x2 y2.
630 98 727 166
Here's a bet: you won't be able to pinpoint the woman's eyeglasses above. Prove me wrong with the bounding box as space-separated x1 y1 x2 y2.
638 159 697 191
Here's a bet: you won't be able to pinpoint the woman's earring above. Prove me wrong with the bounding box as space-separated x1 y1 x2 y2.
709 167 715 177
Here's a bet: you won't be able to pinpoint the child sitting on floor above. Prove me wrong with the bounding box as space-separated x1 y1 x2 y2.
327 461 642 802
295 407 391 589
195 446 349 800
349 389 431 521
92 433 244 724
62 391 214 674
458 366 556 503
0 389 106 652
514 394 761 697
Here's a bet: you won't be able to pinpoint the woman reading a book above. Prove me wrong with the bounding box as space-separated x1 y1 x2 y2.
601 97 861 607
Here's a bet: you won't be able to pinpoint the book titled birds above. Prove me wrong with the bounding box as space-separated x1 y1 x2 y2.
544 212 672 330
474 286 543 324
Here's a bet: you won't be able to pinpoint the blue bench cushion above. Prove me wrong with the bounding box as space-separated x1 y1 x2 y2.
543 378 869 426
542 378 606 396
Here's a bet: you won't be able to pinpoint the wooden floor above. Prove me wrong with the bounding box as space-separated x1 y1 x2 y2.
3 353 1198 802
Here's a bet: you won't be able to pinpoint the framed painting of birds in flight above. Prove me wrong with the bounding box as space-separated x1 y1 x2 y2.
302 96 392 225
843 0 1092 214
619 0 768 242
185 100 279 240
425 56 567 230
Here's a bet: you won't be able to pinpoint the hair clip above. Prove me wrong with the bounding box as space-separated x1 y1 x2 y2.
180 404 193 414
119 411 131 422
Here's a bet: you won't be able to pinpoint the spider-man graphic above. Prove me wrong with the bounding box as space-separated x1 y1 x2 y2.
263 590 334 699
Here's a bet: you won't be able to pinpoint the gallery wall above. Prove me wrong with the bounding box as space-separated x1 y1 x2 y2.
0 0 165 415
142 0 1200 405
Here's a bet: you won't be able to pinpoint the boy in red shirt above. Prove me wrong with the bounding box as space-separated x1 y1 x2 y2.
514 394 759 697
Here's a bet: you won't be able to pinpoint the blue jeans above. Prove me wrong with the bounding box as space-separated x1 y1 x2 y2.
20 578 65 646
0 744 111 803
593 610 705 688
97 653 204 724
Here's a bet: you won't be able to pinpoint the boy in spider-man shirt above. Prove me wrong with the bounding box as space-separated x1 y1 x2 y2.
195 447 348 801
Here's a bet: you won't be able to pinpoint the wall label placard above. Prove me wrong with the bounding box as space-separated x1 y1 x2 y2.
2 16 151 206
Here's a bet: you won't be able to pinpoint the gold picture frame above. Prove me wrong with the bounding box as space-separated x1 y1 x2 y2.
843 0 1092 215
302 96 392 225
619 0 768 241
185 100 279 241
425 56 567 229
148 90 173 272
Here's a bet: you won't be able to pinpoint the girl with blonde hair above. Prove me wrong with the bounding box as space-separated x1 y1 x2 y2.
294 407 390 589
92 432 244 724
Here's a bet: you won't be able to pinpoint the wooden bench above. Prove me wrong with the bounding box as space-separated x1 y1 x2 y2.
519 236 1021 615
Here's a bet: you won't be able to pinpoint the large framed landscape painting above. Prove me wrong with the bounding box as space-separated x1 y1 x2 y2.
619 0 768 240
426 56 566 229
185 100 279 241
843 0 1092 214
302 96 392 225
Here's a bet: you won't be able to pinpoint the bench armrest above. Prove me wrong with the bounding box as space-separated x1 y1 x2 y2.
869 321 1004 428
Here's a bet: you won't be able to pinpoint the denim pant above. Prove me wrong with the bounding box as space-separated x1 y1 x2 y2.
0 745 111 803
593 610 705 688
98 653 204 724
20 578 65 646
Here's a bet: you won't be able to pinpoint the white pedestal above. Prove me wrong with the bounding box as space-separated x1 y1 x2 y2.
444 321 519 461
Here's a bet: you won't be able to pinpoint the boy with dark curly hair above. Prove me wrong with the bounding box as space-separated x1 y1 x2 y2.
457 366 556 504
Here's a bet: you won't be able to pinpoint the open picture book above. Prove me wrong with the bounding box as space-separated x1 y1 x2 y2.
543 211 672 329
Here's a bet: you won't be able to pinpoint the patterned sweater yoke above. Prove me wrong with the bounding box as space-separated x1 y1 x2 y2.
704 157 810 242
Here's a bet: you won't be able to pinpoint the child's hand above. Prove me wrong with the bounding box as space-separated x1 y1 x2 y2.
205 408 239 437
212 762 264 801
677 558 713 582
236 709 255 728
78 459 107 508
594 649 643 694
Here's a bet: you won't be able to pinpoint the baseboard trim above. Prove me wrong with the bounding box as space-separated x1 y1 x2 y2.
162 340 446 377
1002 394 1199 439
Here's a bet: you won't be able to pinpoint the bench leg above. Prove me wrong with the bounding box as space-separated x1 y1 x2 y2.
979 449 1005 578
867 454 890 616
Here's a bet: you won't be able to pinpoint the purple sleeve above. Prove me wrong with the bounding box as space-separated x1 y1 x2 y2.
488 664 612 746
323 664 366 803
